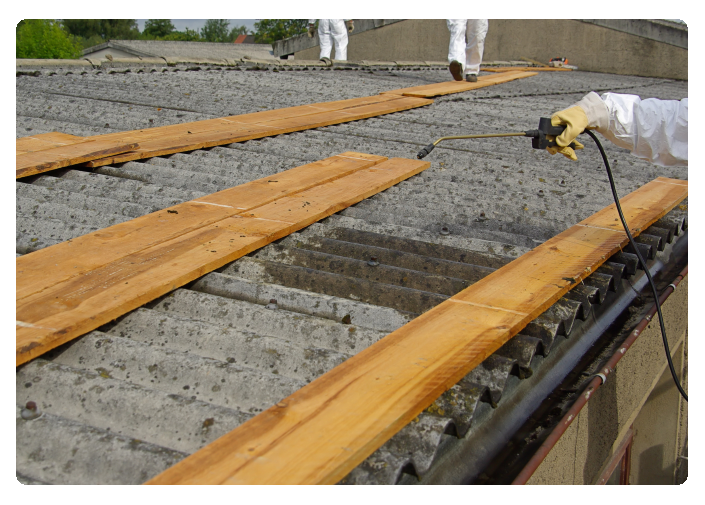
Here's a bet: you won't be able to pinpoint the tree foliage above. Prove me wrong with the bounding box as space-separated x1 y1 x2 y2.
253 19 308 44
229 25 250 41
143 19 175 38
62 19 140 40
200 19 230 42
158 28 202 41
16 19 82 59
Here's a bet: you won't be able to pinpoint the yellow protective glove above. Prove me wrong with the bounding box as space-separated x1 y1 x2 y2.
346 20 354 33
308 24 316 38
547 105 590 161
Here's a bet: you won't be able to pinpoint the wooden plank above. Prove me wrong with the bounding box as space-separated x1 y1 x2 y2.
16 156 429 366
84 96 432 167
16 139 140 178
146 177 687 485
382 70 537 98
14 95 422 176
98 95 407 143
16 132 89 155
483 66 571 72
17 152 386 303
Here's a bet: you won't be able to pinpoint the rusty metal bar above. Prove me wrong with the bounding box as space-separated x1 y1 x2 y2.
511 265 688 485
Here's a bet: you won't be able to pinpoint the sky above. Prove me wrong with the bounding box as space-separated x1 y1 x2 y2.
136 19 258 33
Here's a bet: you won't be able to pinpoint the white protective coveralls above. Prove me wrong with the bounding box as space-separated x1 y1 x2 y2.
576 91 688 167
446 19 489 76
309 19 350 61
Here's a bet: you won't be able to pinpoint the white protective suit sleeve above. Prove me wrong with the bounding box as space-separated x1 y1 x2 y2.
576 91 688 167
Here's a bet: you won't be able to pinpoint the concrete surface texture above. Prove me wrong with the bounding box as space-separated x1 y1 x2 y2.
16 61 687 484
527 277 688 484
83 40 275 61
292 19 687 80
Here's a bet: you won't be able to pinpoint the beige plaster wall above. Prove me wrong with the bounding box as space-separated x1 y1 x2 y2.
296 20 687 80
527 275 688 484
630 339 684 484
483 20 687 80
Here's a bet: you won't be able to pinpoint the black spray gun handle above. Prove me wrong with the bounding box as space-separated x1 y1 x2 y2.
525 117 578 150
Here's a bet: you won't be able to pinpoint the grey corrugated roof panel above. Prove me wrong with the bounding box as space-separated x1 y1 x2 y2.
83 40 276 61
16 65 687 484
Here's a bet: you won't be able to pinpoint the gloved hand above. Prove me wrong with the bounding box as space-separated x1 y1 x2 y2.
547 92 609 161
546 136 585 161
346 20 354 32
308 24 316 38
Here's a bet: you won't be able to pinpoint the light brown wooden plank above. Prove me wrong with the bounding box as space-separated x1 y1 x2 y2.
90 95 409 148
146 176 687 485
16 152 386 303
85 96 432 167
16 156 429 366
16 140 140 178
483 67 571 72
382 70 538 98
16 132 88 155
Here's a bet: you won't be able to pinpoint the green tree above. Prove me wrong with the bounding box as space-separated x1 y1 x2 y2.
228 24 250 42
62 19 140 40
16 19 82 59
200 19 230 42
143 19 175 38
159 28 202 41
253 19 308 44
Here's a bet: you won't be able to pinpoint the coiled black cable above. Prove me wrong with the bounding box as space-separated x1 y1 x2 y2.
583 129 687 402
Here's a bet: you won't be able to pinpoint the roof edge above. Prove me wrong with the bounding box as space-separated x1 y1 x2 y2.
578 19 687 49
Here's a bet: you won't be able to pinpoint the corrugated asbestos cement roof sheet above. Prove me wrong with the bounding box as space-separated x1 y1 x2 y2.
16 61 688 484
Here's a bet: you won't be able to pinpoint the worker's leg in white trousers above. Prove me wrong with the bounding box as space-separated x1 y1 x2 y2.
318 19 333 59
446 19 467 68
464 19 488 76
329 20 348 60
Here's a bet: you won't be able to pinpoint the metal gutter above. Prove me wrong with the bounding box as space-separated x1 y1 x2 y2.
511 264 688 484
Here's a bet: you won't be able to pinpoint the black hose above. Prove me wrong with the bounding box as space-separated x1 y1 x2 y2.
584 129 687 402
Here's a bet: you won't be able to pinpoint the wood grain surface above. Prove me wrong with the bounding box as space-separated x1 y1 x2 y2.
16 155 429 366
16 132 88 155
382 70 538 98
146 176 687 485
84 96 432 167
16 152 385 303
483 67 571 72
16 140 140 178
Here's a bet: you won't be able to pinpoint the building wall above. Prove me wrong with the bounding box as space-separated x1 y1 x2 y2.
295 19 687 80
527 275 688 485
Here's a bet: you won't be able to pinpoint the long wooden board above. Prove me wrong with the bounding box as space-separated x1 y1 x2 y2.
16 152 385 303
16 139 140 178
16 132 89 155
83 96 432 167
382 70 538 98
146 176 687 485
16 155 429 366
483 66 571 72
14 95 430 176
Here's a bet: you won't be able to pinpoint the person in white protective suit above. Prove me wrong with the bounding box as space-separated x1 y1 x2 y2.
308 19 354 61
548 92 688 167
446 19 488 82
